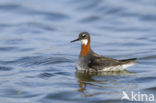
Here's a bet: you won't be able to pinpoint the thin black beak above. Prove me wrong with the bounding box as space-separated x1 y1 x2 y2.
70 38 80 43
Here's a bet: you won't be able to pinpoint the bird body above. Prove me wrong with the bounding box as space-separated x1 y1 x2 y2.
71 32 137 72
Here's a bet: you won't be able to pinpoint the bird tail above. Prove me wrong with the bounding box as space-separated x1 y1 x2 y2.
119 58 138 68
120 58 137 62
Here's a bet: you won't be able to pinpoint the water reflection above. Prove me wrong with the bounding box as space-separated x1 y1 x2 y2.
76 70 134 97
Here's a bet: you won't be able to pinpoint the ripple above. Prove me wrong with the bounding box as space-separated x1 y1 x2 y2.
0 56 72 67
17 81 52 87
0 88 41 98
97 6 123 15
140 14 156 22
0 47 19 52
16 22 56 32
138 55 156 60
0 3 70 22
38 73 54 79
102 99 124 103
134 76 156 83
44 91 79 101
0 66 13 71
20 9 70 21
79 16 100 23
75 0 102 11
145 87 156 91
54 71 71 76
4 39 26 45
0 4 21 10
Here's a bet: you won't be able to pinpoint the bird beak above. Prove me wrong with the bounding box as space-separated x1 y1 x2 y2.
70 38 80 43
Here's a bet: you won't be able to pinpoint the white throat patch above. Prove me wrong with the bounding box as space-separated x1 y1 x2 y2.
81 39 88 45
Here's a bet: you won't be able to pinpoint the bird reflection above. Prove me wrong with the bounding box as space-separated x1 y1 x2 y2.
76 70 134 97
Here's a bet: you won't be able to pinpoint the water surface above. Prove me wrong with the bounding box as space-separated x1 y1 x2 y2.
0 0 156 103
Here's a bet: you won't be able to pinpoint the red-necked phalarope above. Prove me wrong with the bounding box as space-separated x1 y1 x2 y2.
71 32 138 72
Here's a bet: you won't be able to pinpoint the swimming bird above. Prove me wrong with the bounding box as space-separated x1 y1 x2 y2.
71 32 138 72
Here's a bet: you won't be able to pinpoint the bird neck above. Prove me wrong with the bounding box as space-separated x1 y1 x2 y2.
81 38 91 56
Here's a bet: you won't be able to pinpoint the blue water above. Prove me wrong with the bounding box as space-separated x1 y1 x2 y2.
0 0 156 103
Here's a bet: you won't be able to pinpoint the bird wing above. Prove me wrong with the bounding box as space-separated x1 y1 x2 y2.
87 53 137 70
88 56 120 70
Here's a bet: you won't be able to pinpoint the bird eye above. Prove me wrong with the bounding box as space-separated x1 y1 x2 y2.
82 34 86 37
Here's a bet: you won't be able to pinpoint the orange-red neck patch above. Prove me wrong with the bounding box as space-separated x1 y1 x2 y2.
81 37 91 56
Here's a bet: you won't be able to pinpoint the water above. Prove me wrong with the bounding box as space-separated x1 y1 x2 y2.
0 0 156 103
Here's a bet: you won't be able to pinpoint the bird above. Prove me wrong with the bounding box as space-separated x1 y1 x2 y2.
71 32 138 72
